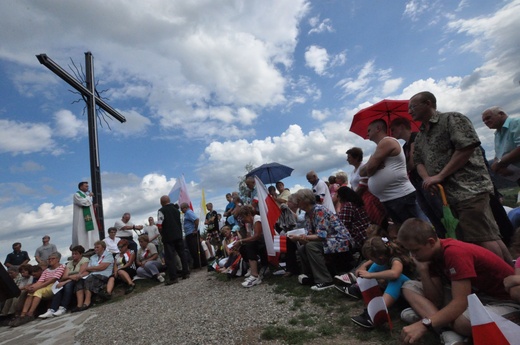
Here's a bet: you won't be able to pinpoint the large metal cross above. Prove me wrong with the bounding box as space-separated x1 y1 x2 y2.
36 52 126 240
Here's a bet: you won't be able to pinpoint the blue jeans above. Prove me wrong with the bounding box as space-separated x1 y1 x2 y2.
50 280 75 310
382 192 419 224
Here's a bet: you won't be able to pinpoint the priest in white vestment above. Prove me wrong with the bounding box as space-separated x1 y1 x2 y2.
72 181 99 250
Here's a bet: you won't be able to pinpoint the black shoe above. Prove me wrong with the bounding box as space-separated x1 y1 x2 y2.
124 284 135 295
182 274 190 279
311 282 335 291
97 290 112 301
78 304 90 312
345 284 362 299
165 279 179 285
351 309 374 329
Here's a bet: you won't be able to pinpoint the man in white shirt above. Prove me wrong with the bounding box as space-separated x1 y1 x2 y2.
114 213 142 254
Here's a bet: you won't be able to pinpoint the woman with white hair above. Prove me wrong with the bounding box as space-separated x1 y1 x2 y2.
288 189 351 291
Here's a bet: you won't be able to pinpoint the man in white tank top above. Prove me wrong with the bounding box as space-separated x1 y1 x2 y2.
359 119 420 224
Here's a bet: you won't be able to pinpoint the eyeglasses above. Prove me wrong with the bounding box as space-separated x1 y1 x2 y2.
48 257 57 261
117 245 126 249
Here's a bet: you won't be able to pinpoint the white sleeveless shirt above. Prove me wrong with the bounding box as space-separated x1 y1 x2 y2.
367 137 415 202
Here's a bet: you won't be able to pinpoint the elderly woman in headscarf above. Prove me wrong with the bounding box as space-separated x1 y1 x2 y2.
288 189 351 291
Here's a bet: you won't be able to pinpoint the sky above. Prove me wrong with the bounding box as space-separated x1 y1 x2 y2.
1 0 520 262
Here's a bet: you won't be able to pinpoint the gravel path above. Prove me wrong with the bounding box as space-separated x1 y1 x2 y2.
75 270 297 344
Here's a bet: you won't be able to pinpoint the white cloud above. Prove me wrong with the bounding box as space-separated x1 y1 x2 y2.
0 119 56 155
54 109 85 139
311 109 331 121
305 45 329 75
0 0 310 140
9 161 45 173
330 51 347 68
403 0 431 21
199 123 370 189
109 109 152 136
336 60 375 96
308 16 334 34
382 78 404 95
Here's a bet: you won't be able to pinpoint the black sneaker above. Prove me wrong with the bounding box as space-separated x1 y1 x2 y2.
310 282 334 291
345 284 362 299
351 309 374 329
124 284 135 295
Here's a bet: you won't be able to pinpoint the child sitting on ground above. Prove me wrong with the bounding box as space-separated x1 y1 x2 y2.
342 236 414 329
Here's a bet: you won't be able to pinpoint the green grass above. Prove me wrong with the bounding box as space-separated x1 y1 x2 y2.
264 274 440 345
261 325 317 344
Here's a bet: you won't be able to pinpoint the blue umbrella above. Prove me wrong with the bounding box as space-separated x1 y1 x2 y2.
246 162 294 185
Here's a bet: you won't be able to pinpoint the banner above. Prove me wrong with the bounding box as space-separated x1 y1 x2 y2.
200 188 208 232
254 176 281 260
169 175 193 210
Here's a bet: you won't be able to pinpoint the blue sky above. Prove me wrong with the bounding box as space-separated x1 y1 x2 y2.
1 0 520 261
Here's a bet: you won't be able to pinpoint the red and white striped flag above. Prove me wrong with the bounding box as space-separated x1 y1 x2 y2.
255 176 282 263
357 277 392 329
273 235 287 253
468 293 519 345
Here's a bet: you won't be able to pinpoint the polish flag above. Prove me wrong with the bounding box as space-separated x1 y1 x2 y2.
468 293 520 345
273 235 287 253
357 277 392 329
169 175 193 210
255 176 282 263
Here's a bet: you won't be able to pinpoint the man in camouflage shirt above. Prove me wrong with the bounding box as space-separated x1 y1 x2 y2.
409 91 511 264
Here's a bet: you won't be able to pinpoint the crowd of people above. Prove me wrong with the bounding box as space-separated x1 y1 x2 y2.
2 91 520 344
209 91 520 344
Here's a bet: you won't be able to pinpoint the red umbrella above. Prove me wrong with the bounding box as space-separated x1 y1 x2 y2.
349 99 422 139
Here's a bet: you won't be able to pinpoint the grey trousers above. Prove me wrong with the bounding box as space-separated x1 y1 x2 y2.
297 241 332 284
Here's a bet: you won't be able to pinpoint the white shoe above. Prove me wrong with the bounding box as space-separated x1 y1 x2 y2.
52 307 67 317
334 272 357 284
157 275 165 283
242 275 262 288
39 309 55 319
400 307 421 324
298 274 311 285
440 330 467 345
273 269 286 276
244 269 251 278
243 275 256 283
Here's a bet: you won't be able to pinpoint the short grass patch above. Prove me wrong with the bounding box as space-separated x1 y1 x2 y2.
265 274 441 345
261 325 317 344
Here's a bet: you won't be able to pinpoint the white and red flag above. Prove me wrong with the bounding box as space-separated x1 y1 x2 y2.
357 277 392 329
468 293 520 345
254 176 282 264
169 175 193 210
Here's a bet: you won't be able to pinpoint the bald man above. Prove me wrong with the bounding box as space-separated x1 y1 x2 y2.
157 195 190 284
482 106 520 183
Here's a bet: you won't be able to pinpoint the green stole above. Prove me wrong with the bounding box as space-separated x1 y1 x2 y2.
77 191 95 231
